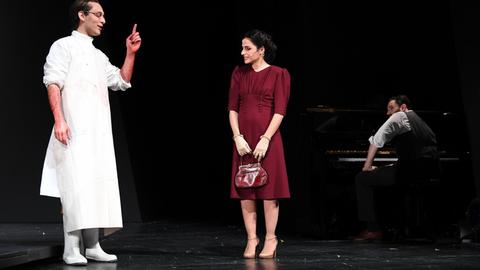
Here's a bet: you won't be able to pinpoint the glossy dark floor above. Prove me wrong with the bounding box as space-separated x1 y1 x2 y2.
3 221 480 269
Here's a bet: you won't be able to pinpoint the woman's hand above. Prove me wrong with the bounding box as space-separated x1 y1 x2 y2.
253 136 270 161
233 135 252 156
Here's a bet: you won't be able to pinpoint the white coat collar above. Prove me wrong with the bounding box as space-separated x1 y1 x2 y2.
72 30 94 43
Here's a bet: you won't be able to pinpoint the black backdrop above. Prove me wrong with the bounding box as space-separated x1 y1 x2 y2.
1 0 477 235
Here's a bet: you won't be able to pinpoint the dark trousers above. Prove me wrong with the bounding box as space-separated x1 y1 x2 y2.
355 158 440 224
355 164 397 224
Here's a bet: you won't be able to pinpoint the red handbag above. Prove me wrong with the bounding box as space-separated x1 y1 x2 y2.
235 157 268 188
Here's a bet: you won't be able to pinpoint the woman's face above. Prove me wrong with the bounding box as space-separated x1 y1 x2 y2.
241 38 264 64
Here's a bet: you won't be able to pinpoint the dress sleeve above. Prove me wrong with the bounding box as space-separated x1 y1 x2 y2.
274 68 291 116
227 66 241 112
101 50 132 91
43 40 70 90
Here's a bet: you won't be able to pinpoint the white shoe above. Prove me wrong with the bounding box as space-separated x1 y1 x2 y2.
83 228 117 262
63 227 87 265
63 254 88 265
86 245 117 262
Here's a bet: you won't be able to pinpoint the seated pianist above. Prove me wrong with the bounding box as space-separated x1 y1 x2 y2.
353 95 440 242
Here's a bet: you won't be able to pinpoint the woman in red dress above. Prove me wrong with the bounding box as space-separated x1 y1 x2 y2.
228 29 290 259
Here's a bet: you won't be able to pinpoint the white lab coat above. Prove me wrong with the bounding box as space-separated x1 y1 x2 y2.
40 31 130 234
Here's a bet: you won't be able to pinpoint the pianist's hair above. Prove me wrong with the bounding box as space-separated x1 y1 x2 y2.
244 29 278 64
70 0 100 30
389 95 411 108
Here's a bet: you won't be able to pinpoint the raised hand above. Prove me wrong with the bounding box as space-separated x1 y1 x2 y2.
126 23 141 54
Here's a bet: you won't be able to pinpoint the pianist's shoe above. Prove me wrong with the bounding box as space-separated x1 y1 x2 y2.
353 230 383 242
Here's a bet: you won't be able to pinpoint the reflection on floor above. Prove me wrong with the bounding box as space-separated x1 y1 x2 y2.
2 220 480 269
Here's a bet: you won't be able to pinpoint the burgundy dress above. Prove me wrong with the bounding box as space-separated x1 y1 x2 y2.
228 65 291 200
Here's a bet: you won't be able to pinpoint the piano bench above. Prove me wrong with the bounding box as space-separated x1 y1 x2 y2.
375 178 441 241
400 178 442 241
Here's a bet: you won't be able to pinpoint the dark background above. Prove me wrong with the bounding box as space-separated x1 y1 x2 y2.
1 0 479 237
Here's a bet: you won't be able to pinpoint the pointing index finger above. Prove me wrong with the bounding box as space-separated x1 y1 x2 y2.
131 23 137 34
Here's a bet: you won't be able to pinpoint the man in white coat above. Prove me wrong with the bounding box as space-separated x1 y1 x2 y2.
40 0 141 265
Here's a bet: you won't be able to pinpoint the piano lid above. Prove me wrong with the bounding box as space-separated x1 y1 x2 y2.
306 105 469 154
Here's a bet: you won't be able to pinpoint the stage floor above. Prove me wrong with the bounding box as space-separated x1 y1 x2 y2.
2 220 480 269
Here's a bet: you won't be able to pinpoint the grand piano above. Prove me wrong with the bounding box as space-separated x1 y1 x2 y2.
293 105 474 239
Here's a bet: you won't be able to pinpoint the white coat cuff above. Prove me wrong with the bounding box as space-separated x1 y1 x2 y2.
117 71 132 91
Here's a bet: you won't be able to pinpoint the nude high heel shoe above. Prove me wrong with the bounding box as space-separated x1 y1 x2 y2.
243 237 260 259
259 236 278 259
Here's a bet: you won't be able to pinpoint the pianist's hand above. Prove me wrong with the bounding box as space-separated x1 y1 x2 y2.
253 136 270 161
233 135 252 156
362 165 378 172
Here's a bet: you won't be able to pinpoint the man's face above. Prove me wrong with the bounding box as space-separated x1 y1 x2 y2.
386 100 400 116
79 2 105 37
241 38 264 65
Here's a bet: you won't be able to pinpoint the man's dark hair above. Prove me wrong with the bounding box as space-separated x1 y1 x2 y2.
70 0 100 29
389 94 411 108
243 29 278 64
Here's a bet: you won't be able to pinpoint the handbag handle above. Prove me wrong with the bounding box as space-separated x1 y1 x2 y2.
239 154 262 165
